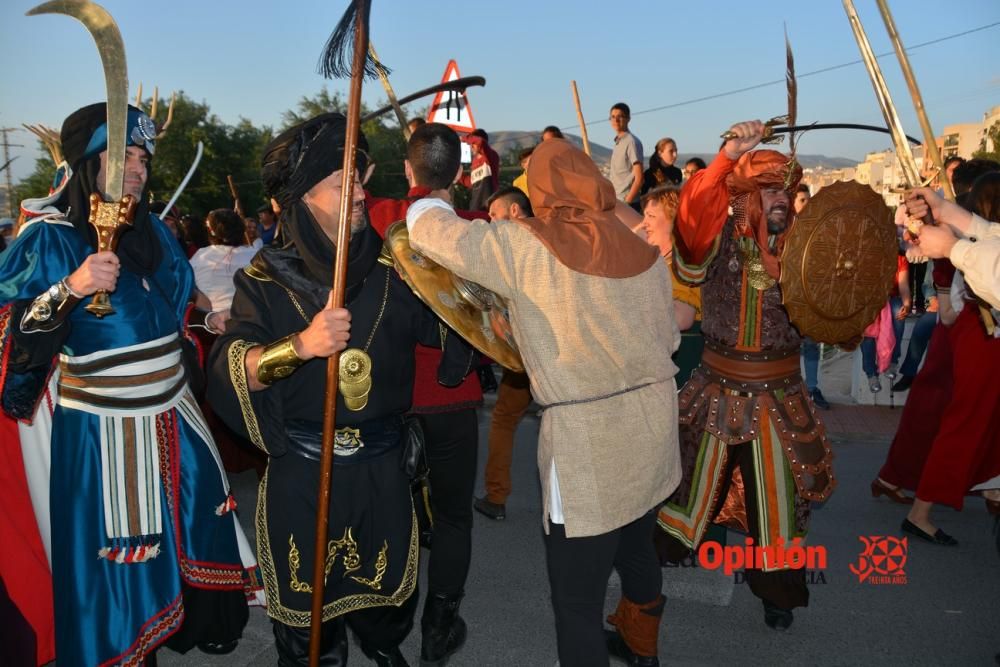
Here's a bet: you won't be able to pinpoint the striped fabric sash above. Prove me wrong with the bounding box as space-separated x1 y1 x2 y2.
99 414 163 544
57 333 186 417
57 334 189 561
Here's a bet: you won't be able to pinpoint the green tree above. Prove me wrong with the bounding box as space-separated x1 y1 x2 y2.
146 91 272 216
973 121 1000 163
11 92 274 219
10 148 57 209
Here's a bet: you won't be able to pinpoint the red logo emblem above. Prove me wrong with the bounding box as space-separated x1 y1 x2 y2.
849 536 908 584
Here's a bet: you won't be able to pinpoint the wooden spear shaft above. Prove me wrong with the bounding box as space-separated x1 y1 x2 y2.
308 1 369 663
571 80 591 156
226 174 244 218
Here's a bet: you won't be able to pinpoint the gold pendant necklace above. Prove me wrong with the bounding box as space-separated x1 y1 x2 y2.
739 239 776 291
339 266 391 411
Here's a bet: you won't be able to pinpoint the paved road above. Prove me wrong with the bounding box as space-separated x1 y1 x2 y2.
163 351 1000 666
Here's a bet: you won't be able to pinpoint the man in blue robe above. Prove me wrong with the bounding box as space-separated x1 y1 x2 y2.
0 103 262 666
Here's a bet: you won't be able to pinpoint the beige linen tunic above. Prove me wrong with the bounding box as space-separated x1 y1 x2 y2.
409 205 681 537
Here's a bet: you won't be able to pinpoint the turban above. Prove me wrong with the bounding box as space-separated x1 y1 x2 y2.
725 150 802 280
61 103 156 169
261 113 369 211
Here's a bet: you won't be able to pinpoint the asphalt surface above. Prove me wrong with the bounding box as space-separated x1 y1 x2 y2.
162 352 1000 666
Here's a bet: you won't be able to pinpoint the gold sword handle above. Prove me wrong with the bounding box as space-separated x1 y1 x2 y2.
84 193 137 317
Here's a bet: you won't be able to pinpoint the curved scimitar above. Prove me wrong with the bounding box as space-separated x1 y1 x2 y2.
27 0 128 200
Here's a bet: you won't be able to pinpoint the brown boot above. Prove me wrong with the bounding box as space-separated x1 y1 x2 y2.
605 595 664 666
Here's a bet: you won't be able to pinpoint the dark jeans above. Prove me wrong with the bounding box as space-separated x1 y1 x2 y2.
801 337 820 392
421 409 479 596
862 296 905 376
909 261 927 311
544 511 661 667
899 311 936 377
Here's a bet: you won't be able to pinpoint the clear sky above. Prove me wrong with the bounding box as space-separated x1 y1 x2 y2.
1 0 998 182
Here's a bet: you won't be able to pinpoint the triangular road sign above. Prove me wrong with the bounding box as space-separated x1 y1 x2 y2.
426 60 477 133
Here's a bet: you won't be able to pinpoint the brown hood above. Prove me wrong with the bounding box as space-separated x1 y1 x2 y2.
516 138 658 278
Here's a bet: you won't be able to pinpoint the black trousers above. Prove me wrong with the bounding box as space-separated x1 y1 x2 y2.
544 510 661 667
272 592 418 666
421 409 479 596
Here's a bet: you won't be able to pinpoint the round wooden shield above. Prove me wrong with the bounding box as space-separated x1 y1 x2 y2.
780 180 897 344
385 221 524 372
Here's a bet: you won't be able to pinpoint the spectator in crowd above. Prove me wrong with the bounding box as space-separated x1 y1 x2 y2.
460 128 500 211
608 102 644 208
256 203 279 245
512 146 533 195
475 186 535 523
244 216 263 247
683 157 706 181
541 125 564 141
179 213 209 259
642 138 682 194
793 184 830 409
861 249 910 393
190 208 259 316
408 117 427 135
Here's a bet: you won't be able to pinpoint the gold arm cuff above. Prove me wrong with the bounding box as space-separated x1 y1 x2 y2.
256 334 304 385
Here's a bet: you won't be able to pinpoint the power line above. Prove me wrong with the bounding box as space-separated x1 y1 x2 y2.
558 21 1000 133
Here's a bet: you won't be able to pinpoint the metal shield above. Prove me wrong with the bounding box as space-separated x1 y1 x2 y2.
780 180 897 344
385 221 524 372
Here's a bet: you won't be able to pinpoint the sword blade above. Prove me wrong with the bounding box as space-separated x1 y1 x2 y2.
28 0 128 199
842 0 921 188
361 76 486 123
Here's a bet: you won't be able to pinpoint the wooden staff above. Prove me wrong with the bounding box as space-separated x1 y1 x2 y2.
571 80 591 156
309 1 369 663
874 0 954 201
226 174 244 217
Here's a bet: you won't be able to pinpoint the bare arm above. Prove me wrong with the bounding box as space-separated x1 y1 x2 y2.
674 301 696 331
625 163 643 204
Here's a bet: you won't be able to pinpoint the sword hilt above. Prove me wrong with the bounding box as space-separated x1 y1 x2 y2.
720 116 788 144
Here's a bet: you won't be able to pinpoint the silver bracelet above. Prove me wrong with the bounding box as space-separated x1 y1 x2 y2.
20 277 82 333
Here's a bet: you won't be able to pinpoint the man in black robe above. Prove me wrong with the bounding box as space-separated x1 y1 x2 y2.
208 113 471 666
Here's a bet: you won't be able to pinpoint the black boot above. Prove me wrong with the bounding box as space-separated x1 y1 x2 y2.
763 600 794 631
420 591 467 666
363 646 409 666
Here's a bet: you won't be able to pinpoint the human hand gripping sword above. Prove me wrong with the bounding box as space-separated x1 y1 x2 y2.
27 0 135 317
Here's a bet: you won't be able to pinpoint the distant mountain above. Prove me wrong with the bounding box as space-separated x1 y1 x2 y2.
488 130 855 171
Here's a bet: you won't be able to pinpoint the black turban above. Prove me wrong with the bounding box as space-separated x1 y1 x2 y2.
261 112 369 211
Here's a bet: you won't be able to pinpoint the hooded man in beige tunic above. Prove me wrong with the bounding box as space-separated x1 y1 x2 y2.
404 123 680 667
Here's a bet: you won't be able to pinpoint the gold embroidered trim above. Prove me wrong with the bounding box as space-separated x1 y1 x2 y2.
243 264 272 282
350 541 388 591
227 339 267 452
256 467 419 627
287 527 365 594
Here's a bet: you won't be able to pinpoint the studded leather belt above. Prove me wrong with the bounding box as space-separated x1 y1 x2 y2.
701 344 800 384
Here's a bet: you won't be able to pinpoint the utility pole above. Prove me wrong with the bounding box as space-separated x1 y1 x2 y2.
0 128 24 219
